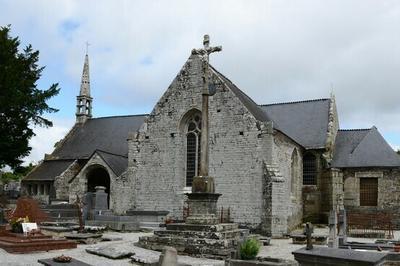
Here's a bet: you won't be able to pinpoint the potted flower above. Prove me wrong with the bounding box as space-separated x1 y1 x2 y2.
10 216 29 233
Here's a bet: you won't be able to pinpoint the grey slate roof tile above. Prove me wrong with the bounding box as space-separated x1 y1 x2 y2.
260 99 331 149
96 150 128 176
52 115 146 159
23 160 74 181
210 66 272 123
332 127 400 168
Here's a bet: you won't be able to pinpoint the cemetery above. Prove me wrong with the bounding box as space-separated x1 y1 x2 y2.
1 3 400 264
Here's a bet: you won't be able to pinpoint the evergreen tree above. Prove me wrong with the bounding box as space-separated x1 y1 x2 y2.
0 25 59 169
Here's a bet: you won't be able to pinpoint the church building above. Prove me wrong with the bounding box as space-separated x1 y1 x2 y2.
22 41 400 236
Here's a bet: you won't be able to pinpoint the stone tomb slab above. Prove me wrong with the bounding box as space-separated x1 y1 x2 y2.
293 247 388 266
85 246 134 259
38 258 91 266
0 230 77 254
64 233 102 244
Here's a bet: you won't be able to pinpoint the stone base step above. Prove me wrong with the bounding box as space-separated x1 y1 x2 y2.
154 228 243 239
166 223 238 232
137 236 235 260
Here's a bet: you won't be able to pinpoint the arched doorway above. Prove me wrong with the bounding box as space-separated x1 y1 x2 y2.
86 166 110 206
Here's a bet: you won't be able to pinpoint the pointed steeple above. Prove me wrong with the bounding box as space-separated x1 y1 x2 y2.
76 53 93 123
80 54 90 96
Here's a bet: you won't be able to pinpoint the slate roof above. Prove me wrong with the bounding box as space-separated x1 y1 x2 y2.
96 150 128 176
23 160 74 181
210 66 272 122
260 99 331 149
332 127 400 168
52 115 146 159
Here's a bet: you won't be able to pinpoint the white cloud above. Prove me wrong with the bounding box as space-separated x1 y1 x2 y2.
23 118 74 165
1 0 399 159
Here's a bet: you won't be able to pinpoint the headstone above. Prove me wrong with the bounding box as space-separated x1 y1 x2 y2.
328 210 338 248
93 186 108 210
305 222 313 250
159 246 178 266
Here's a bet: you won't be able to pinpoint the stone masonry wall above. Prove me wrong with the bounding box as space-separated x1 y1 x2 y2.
54 160 80 200
343 168 400 227
273 132 303 232
302 151 324 223
128 54 276 230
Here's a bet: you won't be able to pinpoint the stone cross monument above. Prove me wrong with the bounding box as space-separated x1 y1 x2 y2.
192 34 222 181
186 35 222 224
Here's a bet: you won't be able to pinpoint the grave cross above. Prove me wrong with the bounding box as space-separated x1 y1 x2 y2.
305 222 314 250
191 35 222 177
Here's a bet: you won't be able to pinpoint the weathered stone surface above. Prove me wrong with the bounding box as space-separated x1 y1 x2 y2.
85 246 134 259
293 247 393 266
138 221 248 260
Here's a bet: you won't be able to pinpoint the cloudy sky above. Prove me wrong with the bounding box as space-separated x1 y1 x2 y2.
1 0 399 165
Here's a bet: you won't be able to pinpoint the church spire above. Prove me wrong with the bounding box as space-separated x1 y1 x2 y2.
76 50 93 123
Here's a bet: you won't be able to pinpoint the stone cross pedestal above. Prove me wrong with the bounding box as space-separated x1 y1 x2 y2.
186 35 222 225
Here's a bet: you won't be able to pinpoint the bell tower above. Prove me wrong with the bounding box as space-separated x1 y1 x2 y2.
76 52 92 123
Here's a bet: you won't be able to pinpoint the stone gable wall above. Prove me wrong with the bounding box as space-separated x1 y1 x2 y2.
128 55 277 229
68 153 127 213
54 160 80 200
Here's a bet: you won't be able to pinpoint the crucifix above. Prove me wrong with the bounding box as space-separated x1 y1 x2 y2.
192 35 222 178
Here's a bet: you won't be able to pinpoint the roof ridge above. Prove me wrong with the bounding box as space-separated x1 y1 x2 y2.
339 128 372 132
260 98 330 107
90 114 148 120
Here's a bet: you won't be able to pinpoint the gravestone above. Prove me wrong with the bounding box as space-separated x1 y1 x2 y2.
93 186 108 210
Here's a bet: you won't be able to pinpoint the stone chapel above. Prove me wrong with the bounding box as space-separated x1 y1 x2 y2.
22 41 400 236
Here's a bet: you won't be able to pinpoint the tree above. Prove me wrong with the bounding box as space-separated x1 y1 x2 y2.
0 163 36 183
397 150 400 155
0 25 59 169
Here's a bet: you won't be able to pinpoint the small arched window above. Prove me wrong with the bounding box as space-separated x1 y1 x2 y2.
186 113 201 187
303 153 317 185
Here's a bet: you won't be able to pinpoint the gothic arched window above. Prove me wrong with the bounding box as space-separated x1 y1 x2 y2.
186 113 201 187
303 153 317 185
